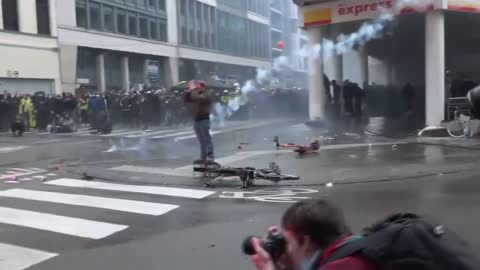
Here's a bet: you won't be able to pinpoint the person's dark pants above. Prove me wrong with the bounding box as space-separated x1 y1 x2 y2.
354 95 363 116
344 96 353 115
193 119 214 160
37 112 49 130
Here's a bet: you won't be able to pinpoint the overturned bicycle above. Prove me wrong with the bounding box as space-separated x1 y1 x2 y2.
193 161 300 188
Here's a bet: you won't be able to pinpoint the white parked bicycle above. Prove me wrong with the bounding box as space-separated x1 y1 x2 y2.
446 110 475 138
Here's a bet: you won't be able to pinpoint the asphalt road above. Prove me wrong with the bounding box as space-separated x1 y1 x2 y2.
1 118 480 270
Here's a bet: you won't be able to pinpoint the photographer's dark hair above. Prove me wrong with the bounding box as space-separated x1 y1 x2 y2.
281 199 351 249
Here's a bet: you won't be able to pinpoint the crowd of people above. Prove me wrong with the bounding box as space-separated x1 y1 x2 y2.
0 85 311 136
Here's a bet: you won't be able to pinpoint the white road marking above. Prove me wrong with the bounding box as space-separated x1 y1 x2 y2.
8 168 32 172
0 206 127 239
173 121 277 141
100 130 152 137
56 130 93 135
5 171 18 174
0 169 47 180
46 179 216 199
151 131 193 139
126 129 176 138
46 173 57 176
32 139 66 144
78 129 130 137
0 242 57 270
0 189 180 216
0 146 30 153
110 150 291 177
70 140 102 145
19 178 33 181
174 131 219 141
4 181 19 184
110 165 192 177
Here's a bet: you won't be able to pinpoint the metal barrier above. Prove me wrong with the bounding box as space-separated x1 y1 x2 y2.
447 97 470 121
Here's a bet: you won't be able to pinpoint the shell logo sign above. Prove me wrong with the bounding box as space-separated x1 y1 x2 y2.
448 0 480 12
301 0 434 28
303 8 332 26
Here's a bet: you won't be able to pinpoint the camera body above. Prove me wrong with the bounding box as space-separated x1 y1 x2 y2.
242 232 286 259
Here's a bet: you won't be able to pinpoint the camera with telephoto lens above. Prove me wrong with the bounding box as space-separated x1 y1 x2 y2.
242 232 286 259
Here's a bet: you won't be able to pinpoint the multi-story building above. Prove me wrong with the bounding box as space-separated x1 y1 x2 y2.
56 0 273 93
269 0 308 88
0 0 61 95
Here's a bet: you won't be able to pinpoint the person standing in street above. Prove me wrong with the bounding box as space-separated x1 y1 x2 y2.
184 80 215 162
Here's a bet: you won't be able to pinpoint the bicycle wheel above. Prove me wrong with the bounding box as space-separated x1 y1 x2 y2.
446 120 469 138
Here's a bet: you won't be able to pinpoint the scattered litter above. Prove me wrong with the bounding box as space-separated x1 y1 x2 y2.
264 138 268 141
239 142 249 145
208 244 215 248
392 145 398 148
368 144 372 148
326 182 333 188
237 146 243 150
348 154 358 158
438 173 444 176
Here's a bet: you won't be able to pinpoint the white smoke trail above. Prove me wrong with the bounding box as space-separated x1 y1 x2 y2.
256 68 272 84
303 0 432 60
212 80 256 125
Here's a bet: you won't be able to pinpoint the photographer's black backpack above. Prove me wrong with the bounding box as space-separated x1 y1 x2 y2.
320 213 479 270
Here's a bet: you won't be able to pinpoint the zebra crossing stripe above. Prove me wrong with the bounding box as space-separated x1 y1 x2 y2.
100 130 153 137
0 189 179 216
151 130 193 139
0 206 128 239
126 129 176 138
46 178 216 199
0 242 57 270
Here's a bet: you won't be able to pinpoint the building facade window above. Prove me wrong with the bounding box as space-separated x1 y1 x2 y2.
75 0 168 42
139 16 149 38
36 0 51 35
128 13 137 35
89 2 102 30
247 0 268 17
158 0 165 11
103 5 114 32
116 9 127 34
177 0 268 59
76 0 87 28
150 19 158 39
159 20 167 41
2 0 19 31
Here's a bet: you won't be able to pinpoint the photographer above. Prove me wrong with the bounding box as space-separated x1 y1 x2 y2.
249 199 372 270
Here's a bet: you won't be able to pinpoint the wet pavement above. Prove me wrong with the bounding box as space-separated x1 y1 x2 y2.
1 117 480 269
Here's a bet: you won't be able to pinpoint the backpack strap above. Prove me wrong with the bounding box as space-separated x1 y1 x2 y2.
313 238 366 269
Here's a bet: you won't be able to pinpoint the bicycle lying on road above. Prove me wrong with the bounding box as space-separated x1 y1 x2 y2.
193 161 300 188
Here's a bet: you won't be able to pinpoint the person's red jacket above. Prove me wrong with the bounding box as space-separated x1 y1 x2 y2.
317 236 374 270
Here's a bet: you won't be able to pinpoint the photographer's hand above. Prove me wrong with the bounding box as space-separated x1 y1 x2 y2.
250 237 277 270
